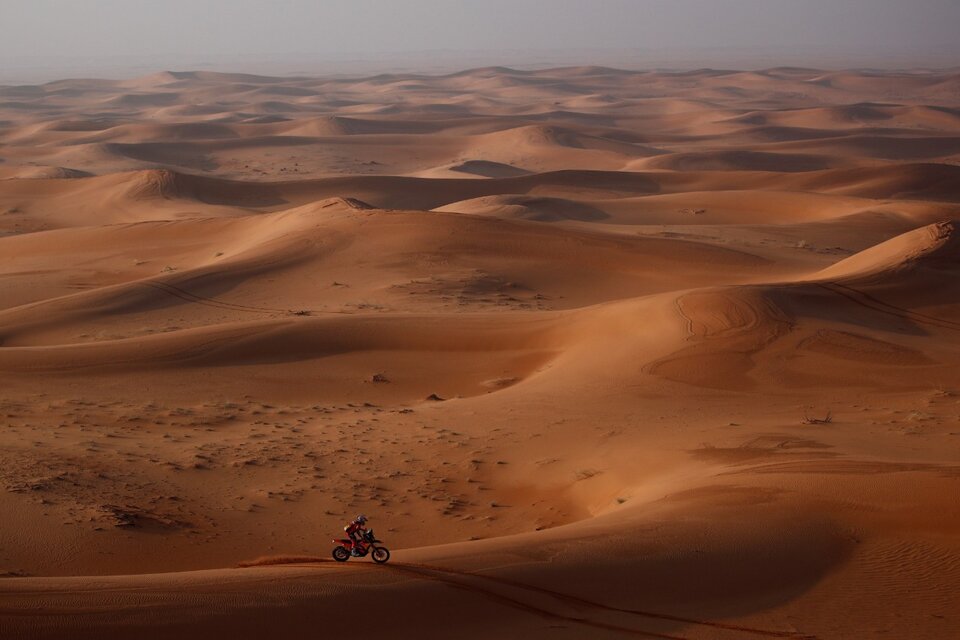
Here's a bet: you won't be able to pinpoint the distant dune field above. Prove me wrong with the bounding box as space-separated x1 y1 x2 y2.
1 66 960 639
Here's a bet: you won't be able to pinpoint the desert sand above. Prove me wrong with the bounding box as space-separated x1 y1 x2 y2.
1 66 959 639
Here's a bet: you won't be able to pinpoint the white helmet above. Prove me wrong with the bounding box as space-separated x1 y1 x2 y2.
356 514 368 524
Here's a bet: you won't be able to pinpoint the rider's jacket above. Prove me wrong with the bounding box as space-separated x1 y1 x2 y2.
345 520 367 538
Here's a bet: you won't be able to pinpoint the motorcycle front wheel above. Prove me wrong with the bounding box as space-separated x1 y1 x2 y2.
332 546 350 562
371 547 390 564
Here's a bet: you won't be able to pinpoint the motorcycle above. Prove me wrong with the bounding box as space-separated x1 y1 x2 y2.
332 529 391 563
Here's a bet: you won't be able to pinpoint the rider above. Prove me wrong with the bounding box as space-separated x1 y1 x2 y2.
344 514 369 556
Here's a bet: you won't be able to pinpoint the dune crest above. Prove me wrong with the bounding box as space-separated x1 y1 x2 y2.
817 219 960 280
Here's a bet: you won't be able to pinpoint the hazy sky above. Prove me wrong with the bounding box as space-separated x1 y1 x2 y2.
3 0 959 78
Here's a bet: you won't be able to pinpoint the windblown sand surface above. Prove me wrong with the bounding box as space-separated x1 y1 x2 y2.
1 66 960 639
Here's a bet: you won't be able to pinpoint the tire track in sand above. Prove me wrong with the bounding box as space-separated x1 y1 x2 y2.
388 561 814 639
139 280 300 315
818 282 960 332
257 557 816 639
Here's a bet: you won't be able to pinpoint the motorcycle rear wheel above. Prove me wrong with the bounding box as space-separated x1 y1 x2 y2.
332 546 350 562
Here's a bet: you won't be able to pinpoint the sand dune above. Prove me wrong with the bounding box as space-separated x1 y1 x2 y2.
638 149 844 172
3 165 92 179
779 163 960 201
817 220 960 281
2 66 960 640
435 194 610 221
444 159 532 178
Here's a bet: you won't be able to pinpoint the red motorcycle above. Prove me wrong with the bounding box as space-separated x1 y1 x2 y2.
332 529 390 563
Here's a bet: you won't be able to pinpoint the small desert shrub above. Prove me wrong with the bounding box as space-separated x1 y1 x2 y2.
802 410 832 425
